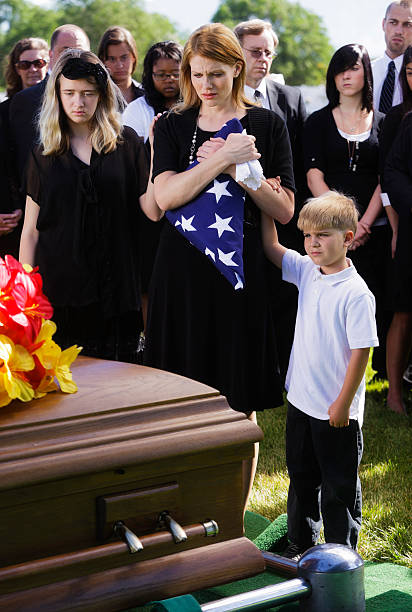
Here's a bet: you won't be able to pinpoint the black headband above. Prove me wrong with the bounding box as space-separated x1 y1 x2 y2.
61 58 108 90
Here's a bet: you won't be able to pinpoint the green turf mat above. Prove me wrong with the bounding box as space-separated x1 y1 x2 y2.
126 515 412 612
244 510 271 541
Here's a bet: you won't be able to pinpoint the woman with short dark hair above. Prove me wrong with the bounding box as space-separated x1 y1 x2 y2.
304 44 388 378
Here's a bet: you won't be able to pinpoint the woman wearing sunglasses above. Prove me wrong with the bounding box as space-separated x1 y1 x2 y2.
0 37 49 257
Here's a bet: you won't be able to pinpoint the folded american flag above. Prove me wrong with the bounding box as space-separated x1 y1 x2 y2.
165 118 245 290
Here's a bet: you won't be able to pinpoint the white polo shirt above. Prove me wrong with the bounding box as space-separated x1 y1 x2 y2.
283 250 378 426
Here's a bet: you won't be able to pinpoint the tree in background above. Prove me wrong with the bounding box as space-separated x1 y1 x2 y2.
213 0 333 85
0 0 180 86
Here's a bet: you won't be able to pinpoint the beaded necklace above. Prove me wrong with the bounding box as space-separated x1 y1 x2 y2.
188 122 198 164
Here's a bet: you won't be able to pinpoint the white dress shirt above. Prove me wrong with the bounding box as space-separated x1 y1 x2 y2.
244 79 270 109
372 52 404 110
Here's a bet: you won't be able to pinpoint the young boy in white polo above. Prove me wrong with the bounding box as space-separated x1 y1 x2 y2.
262 191 378 559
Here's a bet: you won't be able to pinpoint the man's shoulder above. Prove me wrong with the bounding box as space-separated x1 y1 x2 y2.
371 54 386 70
10 79 47 114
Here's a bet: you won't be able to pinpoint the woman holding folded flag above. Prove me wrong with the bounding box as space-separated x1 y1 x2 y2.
145 23 294 449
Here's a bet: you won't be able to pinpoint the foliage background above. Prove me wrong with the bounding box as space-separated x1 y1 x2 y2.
0 0 333 87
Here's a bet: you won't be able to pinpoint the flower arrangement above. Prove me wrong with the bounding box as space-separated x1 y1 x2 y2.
0 255 81 407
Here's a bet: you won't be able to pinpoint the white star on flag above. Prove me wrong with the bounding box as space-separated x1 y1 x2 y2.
208 214 235 238
234 273 244 290
218 248 238 267
180 215 197 232
206 179 232 203
205 247 216 261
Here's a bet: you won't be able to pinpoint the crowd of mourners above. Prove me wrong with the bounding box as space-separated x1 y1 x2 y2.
0 0 411 561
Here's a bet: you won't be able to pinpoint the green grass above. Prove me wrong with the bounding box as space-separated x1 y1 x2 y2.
249 379 412 567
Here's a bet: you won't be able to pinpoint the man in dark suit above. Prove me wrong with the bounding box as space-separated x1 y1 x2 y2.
9 24 90 181
234 19 308 383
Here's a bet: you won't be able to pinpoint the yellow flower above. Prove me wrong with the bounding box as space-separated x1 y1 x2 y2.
0 335 35 406
33 320 81 395
55 345 82 393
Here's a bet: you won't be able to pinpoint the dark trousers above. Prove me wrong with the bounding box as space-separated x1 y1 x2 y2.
286 403 363 550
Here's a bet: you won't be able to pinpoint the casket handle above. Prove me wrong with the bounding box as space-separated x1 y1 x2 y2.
113 521 144 553
159 511 188 543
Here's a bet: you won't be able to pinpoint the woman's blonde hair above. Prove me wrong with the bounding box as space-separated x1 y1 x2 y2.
297 192 358 234
39 49 125 156
175 23 250 113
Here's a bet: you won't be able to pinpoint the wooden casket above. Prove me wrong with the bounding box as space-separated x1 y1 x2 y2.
0 357 265 611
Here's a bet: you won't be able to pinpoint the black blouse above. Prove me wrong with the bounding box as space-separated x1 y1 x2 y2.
152 106 295 228
384 112 412 217
26 126 149 317
304 105 385 216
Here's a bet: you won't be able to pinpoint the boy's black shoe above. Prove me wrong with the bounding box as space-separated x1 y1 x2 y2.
281 543 306 561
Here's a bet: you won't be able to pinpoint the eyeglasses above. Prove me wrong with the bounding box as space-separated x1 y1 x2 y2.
15 58 48 71
152 72 180 81
242 48 276 60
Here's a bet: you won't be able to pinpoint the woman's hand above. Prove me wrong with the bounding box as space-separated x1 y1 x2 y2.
0 210 22 236
348 219 370 250
148 112 163 149
196 137 225 162
222 133 260 166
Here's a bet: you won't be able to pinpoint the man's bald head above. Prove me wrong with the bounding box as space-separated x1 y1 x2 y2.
49 25 90 68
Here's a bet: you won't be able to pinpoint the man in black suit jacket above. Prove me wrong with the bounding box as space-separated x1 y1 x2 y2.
235 19 308 383
9 24 90 181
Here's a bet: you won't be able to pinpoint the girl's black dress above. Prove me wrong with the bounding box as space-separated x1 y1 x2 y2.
145 106 295 414
25 127 149 362
303 105 388 376
384 112 412 311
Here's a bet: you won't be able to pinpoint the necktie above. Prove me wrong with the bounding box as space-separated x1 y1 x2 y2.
254 90 262 106
379 60 395 114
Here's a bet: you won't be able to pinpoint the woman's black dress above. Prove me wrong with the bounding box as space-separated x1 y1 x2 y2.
384 112 412 311
0 98 22 258
304 105 388 376
25 127 149 361
145 106 295 413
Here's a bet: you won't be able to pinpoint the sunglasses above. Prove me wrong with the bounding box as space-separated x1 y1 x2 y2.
15 58 48 71
243 48 276 60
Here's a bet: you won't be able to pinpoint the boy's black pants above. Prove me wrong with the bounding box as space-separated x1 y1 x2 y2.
286 403 363 550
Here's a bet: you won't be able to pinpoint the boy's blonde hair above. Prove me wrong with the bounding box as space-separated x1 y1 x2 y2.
297 191 358 234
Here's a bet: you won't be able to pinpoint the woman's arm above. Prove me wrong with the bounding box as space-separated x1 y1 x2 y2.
139 114 164 221
19 196 39 266
195 136 294 224
306 167 330 196
350 184 383 250
242 181 294 224
154 132 260 211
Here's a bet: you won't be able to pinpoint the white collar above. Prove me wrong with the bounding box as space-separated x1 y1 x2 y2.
245 78 267 101
382 52 404 71
312 258 357 285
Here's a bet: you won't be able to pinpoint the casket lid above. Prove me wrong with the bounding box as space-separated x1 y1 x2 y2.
0 358 262 490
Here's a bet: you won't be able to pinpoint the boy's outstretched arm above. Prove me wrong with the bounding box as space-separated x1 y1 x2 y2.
261 211 287 269
328 348 370 427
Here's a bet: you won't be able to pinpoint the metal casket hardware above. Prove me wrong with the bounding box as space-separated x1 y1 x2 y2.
158 511 188 543
114 520 144 554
